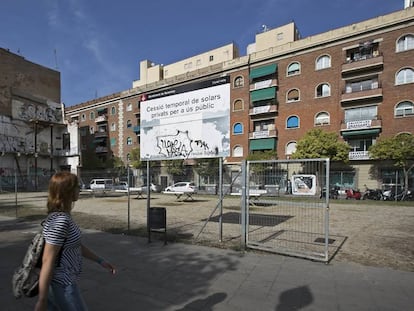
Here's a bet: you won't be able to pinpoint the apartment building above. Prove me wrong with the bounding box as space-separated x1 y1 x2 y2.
0 48 69 190
65 7 414 190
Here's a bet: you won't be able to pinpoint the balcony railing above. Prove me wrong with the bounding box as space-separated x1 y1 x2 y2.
341 87 382 103
249 78 278 91
249 104 278 116
95 115 107 123
94 130 108 138
53 148 80 157
95 146 109 153
342 55 383 74
249 129 278 139
341 118 382 130
349 151 370 160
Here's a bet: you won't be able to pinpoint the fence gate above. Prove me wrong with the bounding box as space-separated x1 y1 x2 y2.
241 158 331 262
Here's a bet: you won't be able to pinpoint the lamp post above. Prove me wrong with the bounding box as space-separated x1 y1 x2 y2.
127 160 130 234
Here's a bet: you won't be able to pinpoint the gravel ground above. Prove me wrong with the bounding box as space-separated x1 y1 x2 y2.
1 191 413 272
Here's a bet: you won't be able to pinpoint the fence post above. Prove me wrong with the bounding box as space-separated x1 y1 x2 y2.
240 160 247 249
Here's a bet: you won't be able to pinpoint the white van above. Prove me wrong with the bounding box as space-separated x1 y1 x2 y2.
89 179 113 191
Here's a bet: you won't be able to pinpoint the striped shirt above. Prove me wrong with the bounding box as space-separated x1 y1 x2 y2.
43 212 83 285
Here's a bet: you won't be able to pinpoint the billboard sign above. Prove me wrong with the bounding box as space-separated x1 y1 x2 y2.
291 174 317 195
140 77 230 160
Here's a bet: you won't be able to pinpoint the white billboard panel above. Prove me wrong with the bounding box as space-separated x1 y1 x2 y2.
140 77 230 160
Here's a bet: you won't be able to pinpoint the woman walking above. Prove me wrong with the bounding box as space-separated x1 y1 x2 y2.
35 172 115 311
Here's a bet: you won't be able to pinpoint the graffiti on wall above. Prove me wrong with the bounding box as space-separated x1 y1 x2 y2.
12 99 62 123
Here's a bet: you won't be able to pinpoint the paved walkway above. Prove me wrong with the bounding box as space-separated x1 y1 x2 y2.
1 216 413 311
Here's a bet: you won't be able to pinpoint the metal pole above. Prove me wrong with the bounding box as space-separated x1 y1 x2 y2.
146 160 150 242
240 160 247 248
127 164 130 234
14 156 18 218
218 157 223 242
34 121 38 191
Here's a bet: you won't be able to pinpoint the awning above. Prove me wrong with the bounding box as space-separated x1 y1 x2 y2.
250 64 277 79
342 128 380 137
96 107 107 113
249 138 276 151
250 87 276 102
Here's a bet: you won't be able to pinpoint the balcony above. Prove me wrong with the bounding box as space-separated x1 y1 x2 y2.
349 151 370 160
341 87 382 104
133 126 140 134
249 78 278 91
94 130 108 138
249 104 278 116
95 115 107 123
341 118 382 131
342 55 383 75
249 129 278 139
95 146 109 153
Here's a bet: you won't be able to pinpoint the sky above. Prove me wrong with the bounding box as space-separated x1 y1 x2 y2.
1 0 405 107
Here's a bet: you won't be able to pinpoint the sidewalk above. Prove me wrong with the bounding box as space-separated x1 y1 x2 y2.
1 216 413 311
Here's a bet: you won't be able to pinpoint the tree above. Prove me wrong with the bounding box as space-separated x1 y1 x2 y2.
194 158 219 181
291 128 349 161
369 133 414 192
129 147 143 169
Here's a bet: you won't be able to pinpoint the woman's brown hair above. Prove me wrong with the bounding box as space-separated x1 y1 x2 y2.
47 171 79 213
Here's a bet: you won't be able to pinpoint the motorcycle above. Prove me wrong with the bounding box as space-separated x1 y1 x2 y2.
346 188 362 200
383 189 414 201
362 186 383 200
320 186 339 199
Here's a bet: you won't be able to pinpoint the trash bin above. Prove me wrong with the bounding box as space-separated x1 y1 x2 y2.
148 207 167 244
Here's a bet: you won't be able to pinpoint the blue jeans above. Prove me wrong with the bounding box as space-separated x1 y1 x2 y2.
48 282 88 311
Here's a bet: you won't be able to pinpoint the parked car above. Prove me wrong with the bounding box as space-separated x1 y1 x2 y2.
165 182 196 193
140 183 161 193
113 181 129 190
89 178 113 191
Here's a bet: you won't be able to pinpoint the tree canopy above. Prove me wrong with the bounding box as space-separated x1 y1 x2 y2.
369 133 414 191
291 128 349 161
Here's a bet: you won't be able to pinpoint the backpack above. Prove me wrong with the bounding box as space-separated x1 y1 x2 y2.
12 229 45 298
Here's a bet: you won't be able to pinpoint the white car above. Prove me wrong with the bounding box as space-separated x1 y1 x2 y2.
165 182 196 193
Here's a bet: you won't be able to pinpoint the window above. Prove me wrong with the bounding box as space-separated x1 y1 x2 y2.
397 34 414 52
287 116 299 129
90 111 95 120
345 77 378 93
196 59 201 66
126 153 131 162
126 103 132 111
126 120 132 129
316 83 331 97
126 137 132 145
111 123 116 131
111 107 116 115
286 141 297 156
396 68 414 85
287 89 300 102
315 112 330 125
232 145 243 157
346 41 379 62
277 32 284 41
233 99 244 111
234 76 244 88
345 106 377 122
110 138 116 147
253 120 274 131
395 101 414 117
316 55 331 70
209 55 214 61
81 114 86 121
233 123 243 135
287 62 300 76
89 126 94 134
348 138 373 153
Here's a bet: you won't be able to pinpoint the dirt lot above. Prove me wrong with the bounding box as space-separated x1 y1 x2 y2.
1 191 413 271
